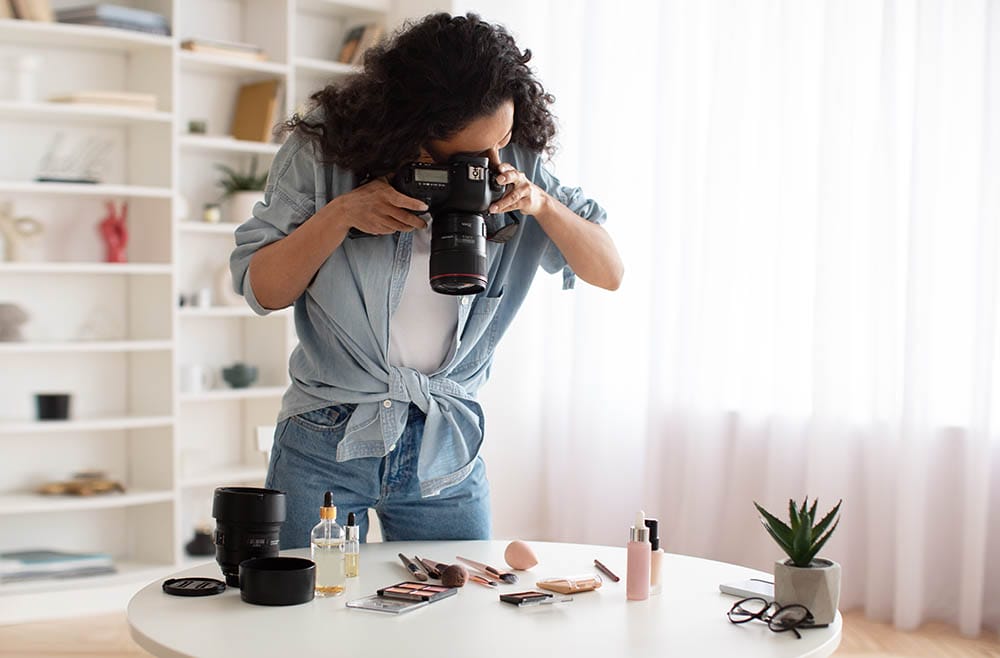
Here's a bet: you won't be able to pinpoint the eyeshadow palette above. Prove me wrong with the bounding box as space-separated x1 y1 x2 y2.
499 590 574 607
376 581 458 603
346 594 430 614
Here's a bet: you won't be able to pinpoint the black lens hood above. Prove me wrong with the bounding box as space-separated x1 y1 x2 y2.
239 557 316 606
212 487 286 524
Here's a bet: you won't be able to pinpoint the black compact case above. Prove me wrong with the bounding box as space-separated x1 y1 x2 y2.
500 591 554 606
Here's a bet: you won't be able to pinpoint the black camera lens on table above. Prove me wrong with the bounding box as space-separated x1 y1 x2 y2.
212 486 286 587
349 155 515 296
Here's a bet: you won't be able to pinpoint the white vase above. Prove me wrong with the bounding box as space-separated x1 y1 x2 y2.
226 191 262 224
773 558 841 626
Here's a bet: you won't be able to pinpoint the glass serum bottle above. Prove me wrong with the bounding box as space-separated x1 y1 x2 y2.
344 511 360 578
310 491 345 597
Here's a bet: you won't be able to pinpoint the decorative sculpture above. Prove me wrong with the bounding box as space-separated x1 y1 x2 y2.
0 303 29 341
0 202 44 262
99 201 128 263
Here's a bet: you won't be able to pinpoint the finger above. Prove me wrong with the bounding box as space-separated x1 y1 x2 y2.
385 205 428 230
385 188 429 212
494 168 522 186
490 186 528 214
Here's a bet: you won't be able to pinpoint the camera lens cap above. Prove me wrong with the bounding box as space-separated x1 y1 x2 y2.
162 577 226 597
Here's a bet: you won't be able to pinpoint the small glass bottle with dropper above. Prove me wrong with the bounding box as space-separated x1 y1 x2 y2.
343 511 360 578
310 491 345 597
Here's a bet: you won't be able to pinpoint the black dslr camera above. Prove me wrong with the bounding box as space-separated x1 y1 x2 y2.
350 155 518 295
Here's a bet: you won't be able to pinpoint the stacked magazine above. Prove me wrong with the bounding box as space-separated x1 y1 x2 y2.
55 4 171 36
0 549 116 584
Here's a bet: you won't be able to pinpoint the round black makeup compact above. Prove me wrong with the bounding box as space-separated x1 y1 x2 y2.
239 556 316 606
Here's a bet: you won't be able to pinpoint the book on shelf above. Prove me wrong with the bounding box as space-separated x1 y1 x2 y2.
10 0 53 21
181 38 267 62
55 3 170 35
230 79 280 143
0 549 116 583
48 90 158 111
349 23 384 66
337 24 366 64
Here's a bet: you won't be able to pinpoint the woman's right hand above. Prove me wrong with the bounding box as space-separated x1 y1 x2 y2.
327 177 429 235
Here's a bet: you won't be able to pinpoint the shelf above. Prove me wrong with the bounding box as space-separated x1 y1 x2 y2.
179 135 281 155
0 101 172 126
179 307 255 317
179 51 288 76
0 340 173 354
178 221 238 234
0 561 174 596
0 18 172 52
294 56 358 76
179 386 286 402
0 263 172 275
180 465 268 488
0 490 174 515
296 0 389 18
0 416 173 435
0 181 172 199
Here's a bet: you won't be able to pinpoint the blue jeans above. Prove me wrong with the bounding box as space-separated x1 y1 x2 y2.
265 402 492 549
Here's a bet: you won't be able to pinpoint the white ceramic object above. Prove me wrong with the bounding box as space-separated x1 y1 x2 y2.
226 191 262 224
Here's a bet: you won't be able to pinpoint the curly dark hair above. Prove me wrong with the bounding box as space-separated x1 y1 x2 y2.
282 12 557 179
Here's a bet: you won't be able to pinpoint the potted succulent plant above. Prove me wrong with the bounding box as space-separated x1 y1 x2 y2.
754 497 842 626
215 156 268 223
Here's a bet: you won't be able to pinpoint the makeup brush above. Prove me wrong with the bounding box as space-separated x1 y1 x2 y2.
456 555 519 584
397 553 428 581
415 555 442 579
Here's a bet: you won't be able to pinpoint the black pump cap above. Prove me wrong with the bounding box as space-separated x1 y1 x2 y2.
347 512 356 526
644 518 660 550
324 491 333 508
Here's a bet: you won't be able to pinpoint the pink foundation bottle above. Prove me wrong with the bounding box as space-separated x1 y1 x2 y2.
626 510 650 601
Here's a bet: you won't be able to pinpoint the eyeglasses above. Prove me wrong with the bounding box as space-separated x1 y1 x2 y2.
727 597 814 639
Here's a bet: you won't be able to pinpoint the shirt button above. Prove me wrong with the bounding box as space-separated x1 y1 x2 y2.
389 443 397 452
383 400 392 408
461 297 470 306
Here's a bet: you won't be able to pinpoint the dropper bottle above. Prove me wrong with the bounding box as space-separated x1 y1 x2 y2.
310 491 345 597
626 510 650 600
344 511 360 578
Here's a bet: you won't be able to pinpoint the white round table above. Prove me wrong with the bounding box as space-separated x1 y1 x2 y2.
128 540 841 658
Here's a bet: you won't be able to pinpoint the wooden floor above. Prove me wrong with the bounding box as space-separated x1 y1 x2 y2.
0 609 997 657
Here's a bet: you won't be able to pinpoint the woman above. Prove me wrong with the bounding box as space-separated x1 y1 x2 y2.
230 12 623 548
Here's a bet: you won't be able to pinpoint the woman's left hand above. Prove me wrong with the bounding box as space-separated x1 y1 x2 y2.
489 163 549 217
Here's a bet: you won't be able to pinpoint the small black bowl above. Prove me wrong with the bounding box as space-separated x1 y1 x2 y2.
239 557 315 606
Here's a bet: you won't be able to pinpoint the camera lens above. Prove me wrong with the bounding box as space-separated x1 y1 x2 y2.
430 212 488 295
212 486 286 587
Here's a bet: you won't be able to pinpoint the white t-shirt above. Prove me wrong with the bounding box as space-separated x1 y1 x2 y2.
388 225 458 374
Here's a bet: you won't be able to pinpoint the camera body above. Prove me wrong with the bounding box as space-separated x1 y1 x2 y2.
391 155 515 295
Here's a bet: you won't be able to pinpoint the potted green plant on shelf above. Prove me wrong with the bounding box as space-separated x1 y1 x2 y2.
754 497 842 626
215 156 268 224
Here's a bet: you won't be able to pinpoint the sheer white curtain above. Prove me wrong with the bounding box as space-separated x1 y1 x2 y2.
462 0 1000 634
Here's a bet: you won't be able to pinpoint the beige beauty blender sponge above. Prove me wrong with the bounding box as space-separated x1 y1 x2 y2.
504 540 538 570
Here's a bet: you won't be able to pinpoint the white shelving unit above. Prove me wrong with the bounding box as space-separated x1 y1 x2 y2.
0 0 455 624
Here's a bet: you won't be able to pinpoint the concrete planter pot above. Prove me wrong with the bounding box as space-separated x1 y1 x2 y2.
773 558 841 626
226 191 263 224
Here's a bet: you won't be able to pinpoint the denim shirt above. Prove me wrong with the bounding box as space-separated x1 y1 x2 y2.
230 128 607 497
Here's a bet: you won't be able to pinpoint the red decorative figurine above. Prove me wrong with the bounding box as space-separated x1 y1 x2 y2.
99 201 128 263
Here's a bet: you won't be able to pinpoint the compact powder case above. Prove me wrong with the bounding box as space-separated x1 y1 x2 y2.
239 556 315 606
377 581 457 603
